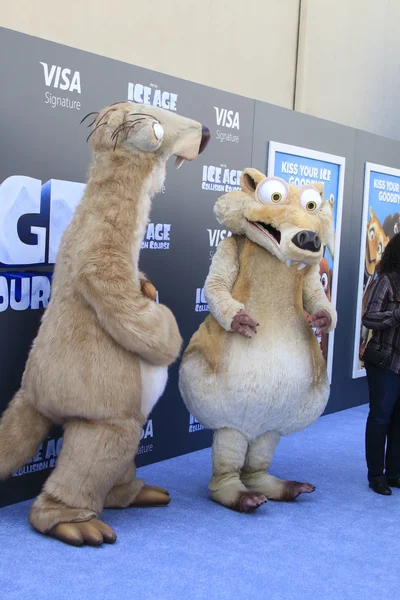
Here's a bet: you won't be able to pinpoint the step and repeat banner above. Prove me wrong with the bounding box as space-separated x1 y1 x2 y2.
2 26 400 507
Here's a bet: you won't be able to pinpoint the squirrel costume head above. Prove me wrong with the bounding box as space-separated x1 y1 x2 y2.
83 101 210 168
214 167 335 269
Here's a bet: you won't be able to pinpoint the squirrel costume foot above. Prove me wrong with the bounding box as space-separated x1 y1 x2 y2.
210 485 267 513
130 484 171 507
281 481 316 501
243 472 316 502
48 518 117 547
236 491 267 513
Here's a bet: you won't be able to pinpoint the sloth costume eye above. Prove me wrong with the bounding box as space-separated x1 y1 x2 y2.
321 272 329 291
152 122 164 141
300 187 322 212
256 177 288 205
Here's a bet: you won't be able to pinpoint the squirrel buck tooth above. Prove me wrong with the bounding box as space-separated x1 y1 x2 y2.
286 260 298 268
174 157 184 169
297 262 307 271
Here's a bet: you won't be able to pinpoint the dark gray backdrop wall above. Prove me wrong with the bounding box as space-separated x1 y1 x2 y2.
0 25 391 508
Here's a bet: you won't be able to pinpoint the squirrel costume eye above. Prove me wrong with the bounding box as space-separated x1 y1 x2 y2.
321 272 329 292
256 177 288 205
300 187 322 213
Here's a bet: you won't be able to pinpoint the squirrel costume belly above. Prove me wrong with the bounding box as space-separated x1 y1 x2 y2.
179 241 330 439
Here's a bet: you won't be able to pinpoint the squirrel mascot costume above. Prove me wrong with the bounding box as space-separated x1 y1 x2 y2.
179 169 337 513
0 101 210 546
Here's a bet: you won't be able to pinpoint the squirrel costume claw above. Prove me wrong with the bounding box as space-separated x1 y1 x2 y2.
0 102 210 544
179 170 337 511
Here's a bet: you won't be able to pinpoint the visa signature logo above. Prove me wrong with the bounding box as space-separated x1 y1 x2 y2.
40 62 81 94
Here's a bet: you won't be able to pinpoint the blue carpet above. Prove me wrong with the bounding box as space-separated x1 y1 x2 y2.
1 404 398 600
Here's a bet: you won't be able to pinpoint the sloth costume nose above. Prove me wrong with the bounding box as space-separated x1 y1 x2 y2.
292 230 321 252
199 126 211 154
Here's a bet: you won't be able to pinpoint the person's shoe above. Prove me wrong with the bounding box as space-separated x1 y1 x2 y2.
388 477 400 488
369 478 392 495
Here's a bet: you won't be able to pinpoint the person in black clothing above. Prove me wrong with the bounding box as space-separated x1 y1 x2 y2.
362 233 400 495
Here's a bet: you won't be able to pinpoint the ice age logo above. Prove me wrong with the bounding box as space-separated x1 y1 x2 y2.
189 414 204 433
195 287 209 313
0 176 86 266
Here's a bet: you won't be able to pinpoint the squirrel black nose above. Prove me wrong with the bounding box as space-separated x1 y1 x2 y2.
199 126 211 154
292 230 321 252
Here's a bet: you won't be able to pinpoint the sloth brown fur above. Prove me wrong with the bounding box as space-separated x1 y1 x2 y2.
0 101 209 547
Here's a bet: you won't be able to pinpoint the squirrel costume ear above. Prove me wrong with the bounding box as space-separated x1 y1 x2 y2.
240 168 267 194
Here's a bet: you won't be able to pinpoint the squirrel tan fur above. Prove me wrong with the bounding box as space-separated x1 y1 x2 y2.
179 169 337 513
0 101 210 546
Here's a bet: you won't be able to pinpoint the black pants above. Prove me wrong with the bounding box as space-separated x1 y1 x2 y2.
365 362 400 481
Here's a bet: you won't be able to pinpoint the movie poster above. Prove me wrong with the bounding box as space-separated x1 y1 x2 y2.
352 163 400 378
268 142 345 383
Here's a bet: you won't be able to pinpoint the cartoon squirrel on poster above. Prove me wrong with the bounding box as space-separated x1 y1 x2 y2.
359 208 390 361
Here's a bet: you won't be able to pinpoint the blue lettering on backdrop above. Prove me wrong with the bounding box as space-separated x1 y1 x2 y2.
0 176 86 267
368 170 400 225
0 272 53 313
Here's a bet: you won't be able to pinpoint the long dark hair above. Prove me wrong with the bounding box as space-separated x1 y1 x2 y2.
378 232 400 276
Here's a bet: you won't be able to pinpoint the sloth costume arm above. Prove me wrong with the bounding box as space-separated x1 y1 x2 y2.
303 264 337 333
204 236 245 331
77 255 182 367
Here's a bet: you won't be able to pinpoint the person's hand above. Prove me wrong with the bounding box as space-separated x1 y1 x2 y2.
310 309 331 335
231 309 259 338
